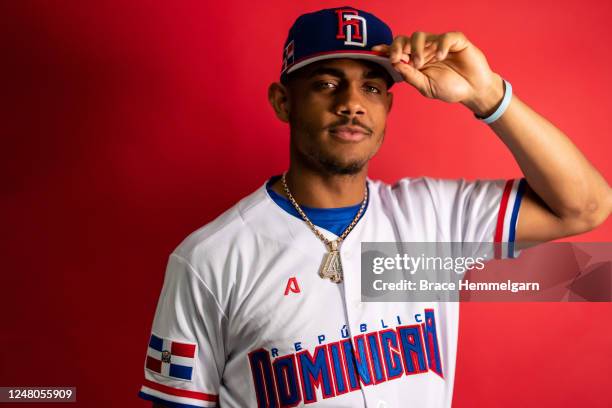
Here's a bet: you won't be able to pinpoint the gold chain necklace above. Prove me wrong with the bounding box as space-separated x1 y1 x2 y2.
281 172 368 284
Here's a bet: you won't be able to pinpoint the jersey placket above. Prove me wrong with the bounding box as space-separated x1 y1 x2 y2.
336 197 379 408
338 189 402 408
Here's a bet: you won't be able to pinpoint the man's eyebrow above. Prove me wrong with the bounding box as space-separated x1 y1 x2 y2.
305 65 388 82
306 67 345 79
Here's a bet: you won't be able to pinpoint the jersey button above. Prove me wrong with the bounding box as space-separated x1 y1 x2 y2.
376 400 387 408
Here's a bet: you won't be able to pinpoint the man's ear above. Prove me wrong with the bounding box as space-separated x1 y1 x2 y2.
268 82 290 123
387 91 393 113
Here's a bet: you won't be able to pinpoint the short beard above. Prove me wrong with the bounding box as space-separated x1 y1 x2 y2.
308 149 366 175
292 140 369 176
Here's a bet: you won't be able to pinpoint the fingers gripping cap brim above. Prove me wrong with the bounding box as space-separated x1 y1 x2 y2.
283 51 404 84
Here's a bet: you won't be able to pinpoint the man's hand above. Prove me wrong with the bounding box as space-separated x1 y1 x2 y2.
372 32 504 117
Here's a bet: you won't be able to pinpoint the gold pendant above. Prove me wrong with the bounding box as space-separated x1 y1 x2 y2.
319 241 343 283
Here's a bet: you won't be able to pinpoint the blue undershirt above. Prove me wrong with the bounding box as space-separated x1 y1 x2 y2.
265 174 369 236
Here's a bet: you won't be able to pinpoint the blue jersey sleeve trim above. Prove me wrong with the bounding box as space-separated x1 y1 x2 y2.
508 178 527 258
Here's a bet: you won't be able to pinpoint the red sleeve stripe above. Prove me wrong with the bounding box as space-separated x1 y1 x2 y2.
142 379 218 402
494 180 514 243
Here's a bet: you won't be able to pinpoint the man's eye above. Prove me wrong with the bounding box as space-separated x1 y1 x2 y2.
364 85 381 94
315 81 337 89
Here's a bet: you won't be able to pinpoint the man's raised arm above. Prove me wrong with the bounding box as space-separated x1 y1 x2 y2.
372 31 611 243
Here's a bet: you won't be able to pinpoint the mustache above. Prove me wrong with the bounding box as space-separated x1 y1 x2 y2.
328 119 373 135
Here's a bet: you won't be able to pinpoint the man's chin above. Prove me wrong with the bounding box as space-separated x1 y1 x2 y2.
297 143 372 175
316 156 368 175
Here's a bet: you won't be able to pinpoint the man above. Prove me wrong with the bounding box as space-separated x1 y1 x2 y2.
139 6 611 408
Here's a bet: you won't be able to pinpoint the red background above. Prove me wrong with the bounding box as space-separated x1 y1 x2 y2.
1 0 611 407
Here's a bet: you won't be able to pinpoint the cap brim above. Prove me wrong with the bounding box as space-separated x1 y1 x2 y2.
286 50 404 83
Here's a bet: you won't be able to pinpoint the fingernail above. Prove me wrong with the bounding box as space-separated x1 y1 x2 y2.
436 51 444 59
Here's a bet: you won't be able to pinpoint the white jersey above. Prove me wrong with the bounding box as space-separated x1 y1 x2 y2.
139 176 525 408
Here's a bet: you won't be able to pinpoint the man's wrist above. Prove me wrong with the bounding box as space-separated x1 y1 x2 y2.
462 73 505 118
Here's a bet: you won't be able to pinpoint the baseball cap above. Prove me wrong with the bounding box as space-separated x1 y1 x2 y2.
280 6 403 86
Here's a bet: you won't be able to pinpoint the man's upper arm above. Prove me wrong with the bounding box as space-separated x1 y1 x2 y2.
515 182 606 244
138 253 224 407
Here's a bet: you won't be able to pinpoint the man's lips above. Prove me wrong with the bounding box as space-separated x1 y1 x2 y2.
328 125 371 142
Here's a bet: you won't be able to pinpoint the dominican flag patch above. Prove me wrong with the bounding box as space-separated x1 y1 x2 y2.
281 40 295 72
145 333 197 381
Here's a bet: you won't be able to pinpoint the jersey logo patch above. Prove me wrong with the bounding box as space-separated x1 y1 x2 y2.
145 333 197 381
284 277 301 295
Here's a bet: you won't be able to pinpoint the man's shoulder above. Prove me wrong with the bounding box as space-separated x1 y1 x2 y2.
370 175 460 196
173 182 270 262
371 175 498 193
370 175 507 209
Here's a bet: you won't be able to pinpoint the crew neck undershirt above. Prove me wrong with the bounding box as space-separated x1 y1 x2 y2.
265 174 369 236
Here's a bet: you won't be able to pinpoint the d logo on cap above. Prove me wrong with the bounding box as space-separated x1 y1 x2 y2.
335 8 367 47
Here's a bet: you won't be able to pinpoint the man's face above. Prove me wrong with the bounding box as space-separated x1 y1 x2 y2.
283 58 393 175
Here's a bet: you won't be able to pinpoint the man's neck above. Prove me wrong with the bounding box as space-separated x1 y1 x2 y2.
270 165 368 208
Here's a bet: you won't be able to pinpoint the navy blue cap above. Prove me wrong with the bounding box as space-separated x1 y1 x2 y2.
280 6 402 84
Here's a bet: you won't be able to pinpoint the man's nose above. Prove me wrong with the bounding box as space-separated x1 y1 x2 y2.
334 84 366 117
